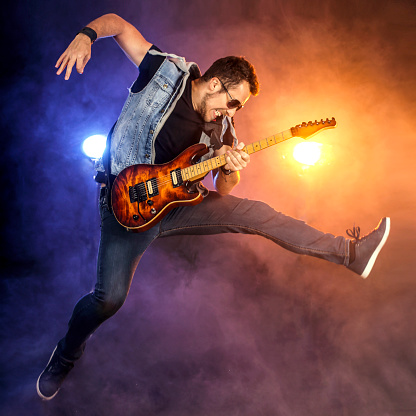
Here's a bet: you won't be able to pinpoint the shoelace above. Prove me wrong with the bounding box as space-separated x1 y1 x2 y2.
48 356 73 374
346 226 361 241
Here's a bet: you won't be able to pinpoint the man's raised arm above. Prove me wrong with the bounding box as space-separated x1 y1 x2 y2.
55 13 152 80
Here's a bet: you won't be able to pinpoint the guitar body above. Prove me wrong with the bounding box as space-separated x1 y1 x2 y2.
111 143 209 232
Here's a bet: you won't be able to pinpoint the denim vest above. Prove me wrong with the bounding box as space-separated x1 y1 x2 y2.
95 50 237 177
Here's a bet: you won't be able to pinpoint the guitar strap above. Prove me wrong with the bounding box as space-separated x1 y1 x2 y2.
203 117 235 150
186 118 235 199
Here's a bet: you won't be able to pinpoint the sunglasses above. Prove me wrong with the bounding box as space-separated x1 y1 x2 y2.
218 78 244 111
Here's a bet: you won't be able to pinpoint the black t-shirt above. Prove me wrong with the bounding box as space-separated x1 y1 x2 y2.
154 76 205 164
132 46 226 164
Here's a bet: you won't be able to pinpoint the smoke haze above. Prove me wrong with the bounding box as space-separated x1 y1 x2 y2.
1 0 415 415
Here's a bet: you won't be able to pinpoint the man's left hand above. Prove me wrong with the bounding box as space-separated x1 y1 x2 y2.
224 142 250 172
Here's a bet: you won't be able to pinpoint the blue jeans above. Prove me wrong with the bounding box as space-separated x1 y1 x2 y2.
58 191 349 360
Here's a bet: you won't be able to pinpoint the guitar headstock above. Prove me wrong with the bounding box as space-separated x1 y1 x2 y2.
291 117 337 140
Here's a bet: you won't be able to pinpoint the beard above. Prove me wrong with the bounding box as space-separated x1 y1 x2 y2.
196 92 218 122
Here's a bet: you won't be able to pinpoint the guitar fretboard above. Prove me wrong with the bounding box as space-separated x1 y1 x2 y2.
181 128 293 181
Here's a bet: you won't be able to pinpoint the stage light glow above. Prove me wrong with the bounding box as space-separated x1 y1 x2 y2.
293 142 322 166
82 135 106 159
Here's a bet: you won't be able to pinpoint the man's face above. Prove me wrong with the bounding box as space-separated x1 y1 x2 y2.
198 79 251 122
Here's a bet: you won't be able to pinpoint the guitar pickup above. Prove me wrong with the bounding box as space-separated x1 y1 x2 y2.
145 178 159 197
170 168 183 188
129 182 147 203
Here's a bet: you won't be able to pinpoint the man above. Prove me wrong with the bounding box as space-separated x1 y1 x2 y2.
37 13 390 400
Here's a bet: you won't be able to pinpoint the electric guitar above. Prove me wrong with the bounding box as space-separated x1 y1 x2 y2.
111 118 337 232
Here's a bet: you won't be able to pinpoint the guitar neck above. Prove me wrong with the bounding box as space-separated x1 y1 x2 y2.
181 128 294 181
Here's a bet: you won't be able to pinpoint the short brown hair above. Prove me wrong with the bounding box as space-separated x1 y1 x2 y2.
201 56 260 96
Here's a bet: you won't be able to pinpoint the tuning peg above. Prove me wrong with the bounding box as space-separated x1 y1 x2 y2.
325 118 330 123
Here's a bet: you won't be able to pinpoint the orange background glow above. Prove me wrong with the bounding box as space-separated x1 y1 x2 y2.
2 0 415 413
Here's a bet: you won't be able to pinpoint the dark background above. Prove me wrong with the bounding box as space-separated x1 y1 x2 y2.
1 0 415 415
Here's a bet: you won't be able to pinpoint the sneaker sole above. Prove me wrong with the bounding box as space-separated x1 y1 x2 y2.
361 217 391 278
36 346 60 401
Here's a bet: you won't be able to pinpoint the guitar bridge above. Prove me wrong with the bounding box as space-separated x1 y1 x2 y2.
129 182 147 203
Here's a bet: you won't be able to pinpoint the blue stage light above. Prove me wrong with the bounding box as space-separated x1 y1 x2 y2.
82 135 107 159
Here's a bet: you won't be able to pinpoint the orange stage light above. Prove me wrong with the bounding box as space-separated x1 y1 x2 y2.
293 142 322 166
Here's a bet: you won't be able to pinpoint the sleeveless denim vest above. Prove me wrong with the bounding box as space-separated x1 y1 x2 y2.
95 50 237 177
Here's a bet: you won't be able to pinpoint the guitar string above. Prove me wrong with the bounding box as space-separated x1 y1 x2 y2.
142 138 282 189
151 139 278 186
138 131 305 190
151 156 228 187
150 146 256 189
124 125 335 200
147 157 226 190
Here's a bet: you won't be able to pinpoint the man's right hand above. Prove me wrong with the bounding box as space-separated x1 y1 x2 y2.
55 33 92 80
